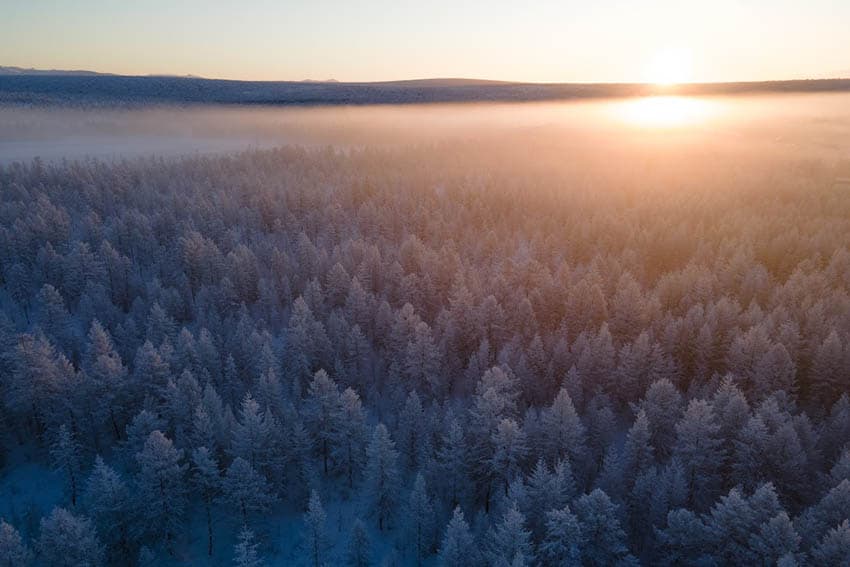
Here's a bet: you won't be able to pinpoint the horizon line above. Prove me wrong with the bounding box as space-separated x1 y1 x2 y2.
2 65 849 86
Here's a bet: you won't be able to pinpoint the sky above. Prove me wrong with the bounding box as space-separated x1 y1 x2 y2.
2 0 849 83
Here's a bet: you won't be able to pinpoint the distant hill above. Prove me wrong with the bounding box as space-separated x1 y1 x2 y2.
1 71 849 107
0 65 108 76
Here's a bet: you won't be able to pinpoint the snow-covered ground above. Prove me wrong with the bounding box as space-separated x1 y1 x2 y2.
0 447 63 540
0 443 409 566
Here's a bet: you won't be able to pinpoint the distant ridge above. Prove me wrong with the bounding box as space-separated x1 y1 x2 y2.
1 70 850 107
0 65 108 76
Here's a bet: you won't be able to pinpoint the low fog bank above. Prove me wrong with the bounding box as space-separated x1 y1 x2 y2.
1 93 850 165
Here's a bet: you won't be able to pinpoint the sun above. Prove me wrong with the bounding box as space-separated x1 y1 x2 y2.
645 48 694 86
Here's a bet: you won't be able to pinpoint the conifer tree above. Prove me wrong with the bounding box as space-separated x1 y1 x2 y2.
747 512 800 565
346 519 371 567
221 457 275 525
302 490 329 567
438 507 476 567
541 388 586 467
51 424 83 507
37 507 104 567
406 473 435 565
437 417 470 509
364 423 400 531
231 393 278 478
490 418 529 496
83 456 130 559
539 506 583 567
573 489 633 566
640 379 683 460
810 520 850 566
0 520 30 567
486 505 535 566
303 369 341 475
83 320 127 441
134 430 187 553
332 387 367 488
233 526 263 567
673 399 724 510
191 446 222 556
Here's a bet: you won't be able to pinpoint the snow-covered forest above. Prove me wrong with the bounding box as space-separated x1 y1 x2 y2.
1 129 849 565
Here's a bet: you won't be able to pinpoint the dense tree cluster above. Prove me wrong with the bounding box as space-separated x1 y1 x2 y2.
0 139 849 565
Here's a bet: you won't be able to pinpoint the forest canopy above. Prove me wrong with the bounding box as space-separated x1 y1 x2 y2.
0 128 849 565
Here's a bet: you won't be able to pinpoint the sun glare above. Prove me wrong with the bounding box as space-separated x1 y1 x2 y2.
645 48 694 86
616 96 715 128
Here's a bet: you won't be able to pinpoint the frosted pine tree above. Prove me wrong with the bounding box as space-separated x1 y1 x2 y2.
37 284 74 353
522 458 575 541
83 320 127 441
469 366 520 512
731 414 769 491
405 473 435 565
541 388 586 467
810 520 850 566
656 508 711 566
134 430 187 553
830 448 850 487
486 504 534 566
83 456 130 559
572 489 633 566
9 332 75 440
286 418 317 508
191 446 222 556
490 418 529 496
37 507 104 567
191 405 218 456
332 387 367 488
233 526 263 567
596 445 625 501
702 488 760 564
436 417 469 509
0 520 30 567
51 423 82 507
809 330 845 406
622 410 655 488
539 506 583 567
404 321 440 396
438 507 476 567
221 457 275 525
397 391 427 472
123 409 166 465
364 423 400 531
231 393 278 477
746 512 800 565
132 340 171 402
796 479 850 548
639 379 683 460
302 369 341 476
673 399 724 510
346 519 371 567
302 490 329 567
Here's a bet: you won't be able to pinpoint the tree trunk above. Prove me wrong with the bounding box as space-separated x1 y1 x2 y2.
206 499 213 556
110 408 121 440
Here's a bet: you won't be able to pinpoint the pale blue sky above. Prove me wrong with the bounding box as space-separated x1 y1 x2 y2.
2 0 848 82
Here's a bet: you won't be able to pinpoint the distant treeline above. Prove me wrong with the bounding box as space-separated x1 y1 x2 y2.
2 74 850 107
